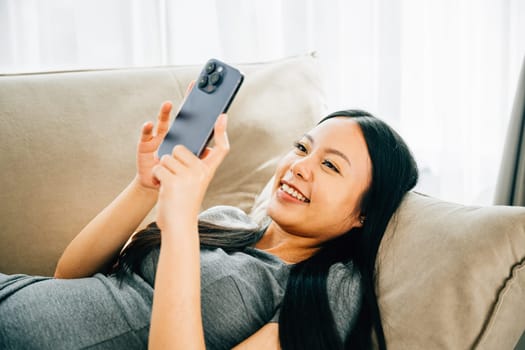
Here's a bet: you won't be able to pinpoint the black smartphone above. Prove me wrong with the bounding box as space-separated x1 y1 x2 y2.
158 58 244 158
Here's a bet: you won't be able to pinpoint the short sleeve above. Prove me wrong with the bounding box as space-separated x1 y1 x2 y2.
269 308 280 323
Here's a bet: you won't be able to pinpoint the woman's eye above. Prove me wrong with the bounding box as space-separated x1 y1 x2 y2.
294 142 307 153
322 160 340 173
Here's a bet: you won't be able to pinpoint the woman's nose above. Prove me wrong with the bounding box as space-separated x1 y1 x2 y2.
290 157 313 181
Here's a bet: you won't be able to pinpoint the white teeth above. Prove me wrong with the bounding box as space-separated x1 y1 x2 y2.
280 183 308 202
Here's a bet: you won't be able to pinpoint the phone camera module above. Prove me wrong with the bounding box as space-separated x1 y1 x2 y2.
209 71 222 86
198 75 208 88
205 62 216 74
198 61 225 93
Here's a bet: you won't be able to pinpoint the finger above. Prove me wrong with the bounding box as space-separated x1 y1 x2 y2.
140 121 154 142
171 144 197 166
213 114 230 154
152 163 172 184
155 101 173 137
184 81 195 98
204 114 230 169
159 154 186 174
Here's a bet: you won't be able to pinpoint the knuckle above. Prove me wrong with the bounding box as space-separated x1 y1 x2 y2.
172 144 185 154
160 155 171 164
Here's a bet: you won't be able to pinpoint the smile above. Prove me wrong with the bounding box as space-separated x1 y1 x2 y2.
279 183 310 203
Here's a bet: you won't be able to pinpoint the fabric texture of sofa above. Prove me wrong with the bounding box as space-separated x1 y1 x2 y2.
1 53 524 349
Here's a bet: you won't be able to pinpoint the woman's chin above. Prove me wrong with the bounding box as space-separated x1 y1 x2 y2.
266 198 304 224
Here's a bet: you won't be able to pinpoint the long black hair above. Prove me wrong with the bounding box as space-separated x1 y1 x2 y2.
278 110 418 349
111 110 418 349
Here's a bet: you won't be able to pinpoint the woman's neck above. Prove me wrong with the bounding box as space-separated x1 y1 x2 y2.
254 221 320 264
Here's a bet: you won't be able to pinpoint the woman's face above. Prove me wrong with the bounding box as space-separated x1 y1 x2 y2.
266 117 372 242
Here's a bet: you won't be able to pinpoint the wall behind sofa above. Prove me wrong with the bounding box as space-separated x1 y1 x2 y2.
1 0 525 206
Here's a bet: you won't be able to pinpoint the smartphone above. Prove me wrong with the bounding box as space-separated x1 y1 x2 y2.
158 58 244 158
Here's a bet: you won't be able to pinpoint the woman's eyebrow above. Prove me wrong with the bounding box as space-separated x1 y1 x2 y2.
303 133 352 167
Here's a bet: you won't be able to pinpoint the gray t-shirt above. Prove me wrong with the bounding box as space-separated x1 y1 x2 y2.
0 206 362 350
193 206 362 347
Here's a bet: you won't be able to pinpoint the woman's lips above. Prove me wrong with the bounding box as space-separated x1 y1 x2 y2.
277 187 309 204
277 181 310 203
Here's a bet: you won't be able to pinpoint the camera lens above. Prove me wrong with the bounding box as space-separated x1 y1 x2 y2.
205 62 216 74
198 75 208 88
209 71 222 86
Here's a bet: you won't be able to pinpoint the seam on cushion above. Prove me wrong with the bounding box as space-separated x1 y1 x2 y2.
471 256 525 348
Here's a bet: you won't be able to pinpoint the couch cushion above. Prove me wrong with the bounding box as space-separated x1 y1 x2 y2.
0 53 326 275
378 192 525 349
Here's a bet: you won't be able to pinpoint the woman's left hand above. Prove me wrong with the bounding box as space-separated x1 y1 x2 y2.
152 114 230 231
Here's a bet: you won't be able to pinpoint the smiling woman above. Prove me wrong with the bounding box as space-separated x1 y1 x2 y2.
274 110 419 349
108 109 417 349
0 99 418 350
111 108 418 349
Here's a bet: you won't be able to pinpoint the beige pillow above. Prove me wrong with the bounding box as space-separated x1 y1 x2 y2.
0 53 326 275
378 192 525 349
250 188 525 349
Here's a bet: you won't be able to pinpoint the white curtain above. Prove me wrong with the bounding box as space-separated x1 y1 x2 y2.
1 0 524 205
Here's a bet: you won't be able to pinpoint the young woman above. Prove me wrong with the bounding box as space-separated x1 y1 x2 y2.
0 92 418 349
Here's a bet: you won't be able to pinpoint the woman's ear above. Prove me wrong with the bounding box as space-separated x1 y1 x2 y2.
349 212 366 229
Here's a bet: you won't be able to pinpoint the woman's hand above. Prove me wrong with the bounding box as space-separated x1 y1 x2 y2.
55 88 215 278
136 82 195 190
136 101 172 189
148 114 229 350
152 113 230 231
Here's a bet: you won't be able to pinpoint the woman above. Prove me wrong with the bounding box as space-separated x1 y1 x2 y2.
0 92 418 349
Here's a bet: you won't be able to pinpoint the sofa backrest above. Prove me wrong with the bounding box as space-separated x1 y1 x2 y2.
0 54 326 275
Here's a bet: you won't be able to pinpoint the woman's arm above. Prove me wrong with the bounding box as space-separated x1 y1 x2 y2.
54 101 174 279
149 214 204 349
54 177 158 278
232 323 281 350
148 114 229 350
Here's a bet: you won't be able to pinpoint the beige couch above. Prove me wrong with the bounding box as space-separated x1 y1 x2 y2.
1 53 524 349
